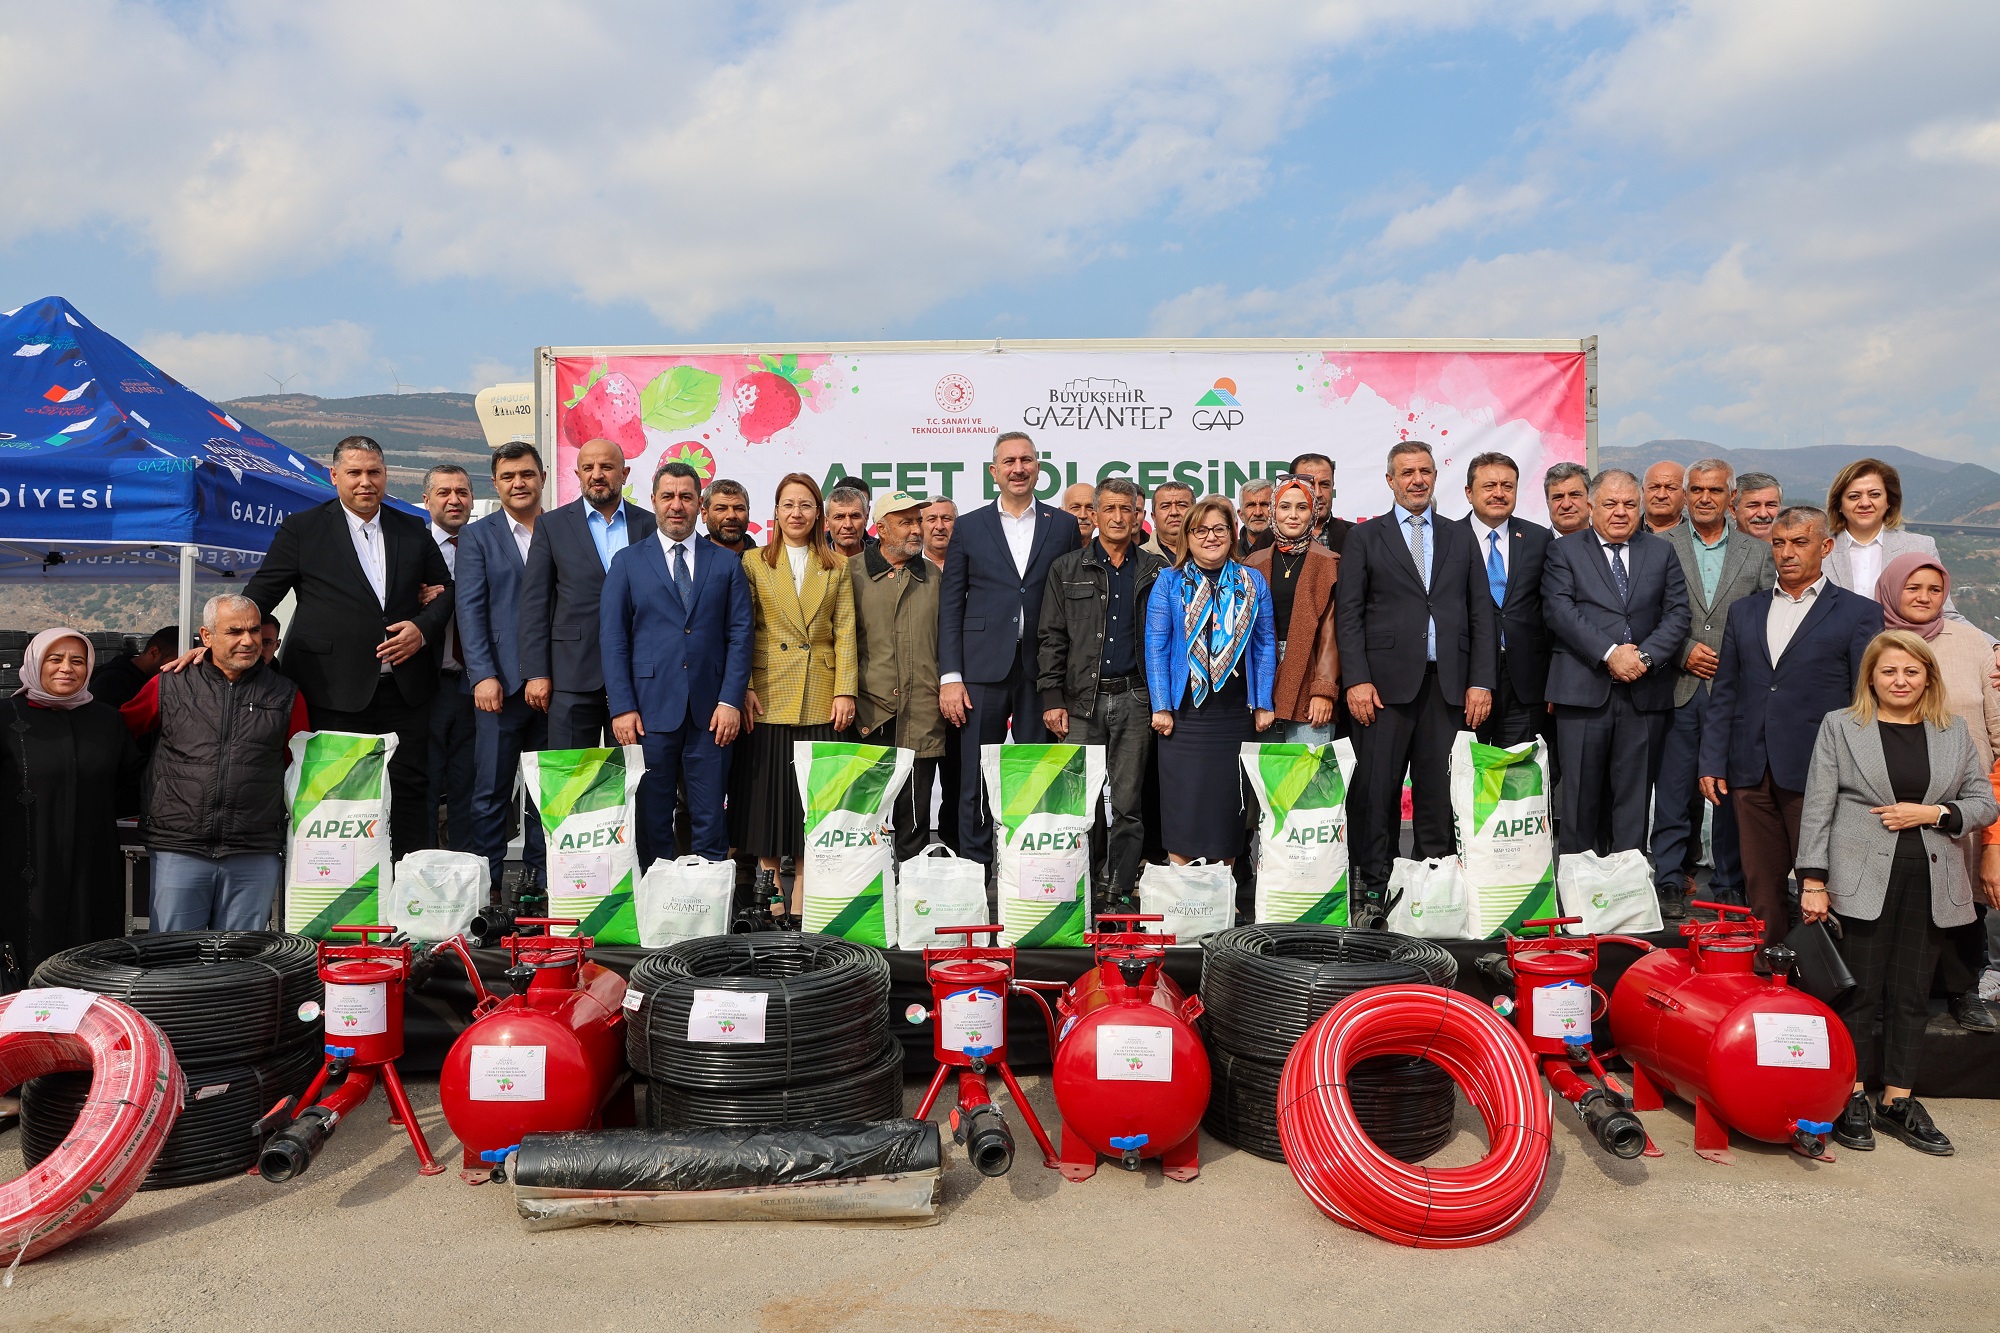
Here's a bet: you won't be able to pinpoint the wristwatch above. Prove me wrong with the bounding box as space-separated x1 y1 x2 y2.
1636 650 1653 670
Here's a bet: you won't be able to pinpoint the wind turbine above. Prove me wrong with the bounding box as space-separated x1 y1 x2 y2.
265 371 298 395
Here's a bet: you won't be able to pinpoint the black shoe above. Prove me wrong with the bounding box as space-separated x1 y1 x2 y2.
1832 1090 1875 1151
1875 1096 1953 1156
1657 884 1688 922
1950 993 2000 1034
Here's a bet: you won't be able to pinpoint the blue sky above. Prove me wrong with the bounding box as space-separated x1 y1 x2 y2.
5 2 1997 460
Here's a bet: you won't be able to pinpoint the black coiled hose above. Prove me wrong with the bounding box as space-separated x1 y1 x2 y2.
23 1044 322 1189
1199 924 1458 1164
626 934 896 1127
30 932 322 1064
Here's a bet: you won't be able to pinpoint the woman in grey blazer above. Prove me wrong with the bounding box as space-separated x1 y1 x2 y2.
1798 629 1998 1156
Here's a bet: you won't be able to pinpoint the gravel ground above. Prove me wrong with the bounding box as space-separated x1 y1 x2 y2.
0 1074 1994 1333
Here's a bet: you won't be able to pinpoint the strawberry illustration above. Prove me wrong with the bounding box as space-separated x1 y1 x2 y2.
564 365 648 459
662 440 716 481
733 355 815 443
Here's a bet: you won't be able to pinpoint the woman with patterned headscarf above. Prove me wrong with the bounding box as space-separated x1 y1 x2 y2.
1144 495 1277 863
0 628 140 978
1245 475 1341 745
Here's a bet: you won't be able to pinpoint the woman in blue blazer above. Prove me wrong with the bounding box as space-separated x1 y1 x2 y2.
1145 495 1277 864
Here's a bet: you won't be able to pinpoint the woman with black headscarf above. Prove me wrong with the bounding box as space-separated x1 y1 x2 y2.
0 628 141 981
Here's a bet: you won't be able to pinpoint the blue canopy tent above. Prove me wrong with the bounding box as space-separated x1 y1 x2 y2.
0 296 342 647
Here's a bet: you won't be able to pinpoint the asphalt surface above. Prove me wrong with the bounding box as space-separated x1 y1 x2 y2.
0 1072 1994 1333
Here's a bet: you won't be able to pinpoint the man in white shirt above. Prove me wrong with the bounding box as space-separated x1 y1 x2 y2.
457 443 549 898
937 432 1081 866
1462 451 1553 749
423 465 476 853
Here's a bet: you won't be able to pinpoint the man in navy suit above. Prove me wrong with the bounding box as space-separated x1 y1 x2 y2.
601 461 752 863
1541 469 1691 856
1700 506 1882 943
938 431 1082 865
520 438 658 748
1336 441 1496 922
456 442 549 898
1460 451 1552 748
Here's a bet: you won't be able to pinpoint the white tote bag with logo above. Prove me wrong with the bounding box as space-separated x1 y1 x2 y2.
1136 859 1236 946
386 849 487 943
1556 849 1663 936
634 856 737 947
1384 856 1473 940
895 846 991 950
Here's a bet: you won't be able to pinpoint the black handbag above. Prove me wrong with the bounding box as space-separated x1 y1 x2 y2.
1784 918 1855 1005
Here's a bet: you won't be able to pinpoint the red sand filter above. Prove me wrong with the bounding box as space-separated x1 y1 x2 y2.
1610 902 1857 1163
1494 917 1657 1160
909 925 1060 1176
256 925 443 1181
1049 916 1211 1182
431 920 633 1182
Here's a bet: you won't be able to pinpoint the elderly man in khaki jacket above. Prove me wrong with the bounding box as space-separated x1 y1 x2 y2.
849 490 946 860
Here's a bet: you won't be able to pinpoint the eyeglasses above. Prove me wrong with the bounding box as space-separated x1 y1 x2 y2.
1190 524 1232 540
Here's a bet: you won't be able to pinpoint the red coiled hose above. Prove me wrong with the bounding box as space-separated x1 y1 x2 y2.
1277 983 1550 1248
0 990 183 1271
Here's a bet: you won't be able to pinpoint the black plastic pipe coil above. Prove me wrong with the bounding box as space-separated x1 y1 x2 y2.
30 932 322 1064
1199 924 1458 1163
626 934 897 1127
22 931 325 1187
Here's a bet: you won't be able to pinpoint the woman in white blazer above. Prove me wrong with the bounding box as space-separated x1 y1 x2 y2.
1798 629 1997 1157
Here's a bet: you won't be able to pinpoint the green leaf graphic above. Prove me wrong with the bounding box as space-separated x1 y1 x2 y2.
641 365 722 431
805 745 896 825
999 746 1086 840
537 748 629 822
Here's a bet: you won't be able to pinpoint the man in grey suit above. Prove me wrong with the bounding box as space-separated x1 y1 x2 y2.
519 438 659 747
1651 460 1775 918
458 442 548 898
1541 469 1691 855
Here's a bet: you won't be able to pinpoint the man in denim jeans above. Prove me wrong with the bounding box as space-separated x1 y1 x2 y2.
1037 477 1167 908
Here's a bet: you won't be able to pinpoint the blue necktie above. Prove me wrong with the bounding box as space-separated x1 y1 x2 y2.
673 544 693 608
1609 543 1629 603
1486 530 1506 607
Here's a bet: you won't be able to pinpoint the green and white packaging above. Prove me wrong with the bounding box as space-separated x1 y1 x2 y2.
796 741 913 948
1450 732 1557 938
983 744 1105 948
1240 740 1355 925
284 731 396 939
521 746 645 944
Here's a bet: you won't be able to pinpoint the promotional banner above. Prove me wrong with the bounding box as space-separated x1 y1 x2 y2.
543 343 1590 531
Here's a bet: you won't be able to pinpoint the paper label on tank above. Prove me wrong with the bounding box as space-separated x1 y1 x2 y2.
688 989 767 1043
1016 853 1082 902
1096 1024 1173 1083
1753 1013 1831 1069
940 988 1003 1053
469 1044 547 1101
0 987 96 1034
323 982 387 1037
1531 982 1591 1039
290 839 356 888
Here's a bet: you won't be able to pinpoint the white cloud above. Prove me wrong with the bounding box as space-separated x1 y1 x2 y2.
464 358 531 393
1150 1 2000 459
1377 182 1545 250
134 321 382 401
0 0 1591 330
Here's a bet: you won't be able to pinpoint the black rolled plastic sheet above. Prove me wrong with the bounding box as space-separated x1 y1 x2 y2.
514 1119 941 1194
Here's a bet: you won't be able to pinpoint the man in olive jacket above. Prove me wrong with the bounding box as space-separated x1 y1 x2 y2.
849 492 945 861
1037 477 1166 904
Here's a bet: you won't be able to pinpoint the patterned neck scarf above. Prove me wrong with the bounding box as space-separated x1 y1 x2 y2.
1182 560 1256 706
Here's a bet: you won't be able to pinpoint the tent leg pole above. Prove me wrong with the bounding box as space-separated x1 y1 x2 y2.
178 545 197 653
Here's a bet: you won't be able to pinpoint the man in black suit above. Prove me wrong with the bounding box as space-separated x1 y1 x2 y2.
519 438 658 748
1336 441 1495 922
245 435 455 859
1540 469 1691 856
938 431 1082 865
1460 451 1552 748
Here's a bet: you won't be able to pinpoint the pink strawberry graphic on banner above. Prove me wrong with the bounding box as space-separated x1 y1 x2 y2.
563 366 648 459
662 441 716 481
733 355 814 443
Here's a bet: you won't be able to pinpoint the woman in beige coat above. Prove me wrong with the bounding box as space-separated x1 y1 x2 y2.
734 474 857 913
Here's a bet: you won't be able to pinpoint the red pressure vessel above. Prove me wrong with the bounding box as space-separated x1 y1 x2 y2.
321 955 407 1067
1609 906 1856 1161
1051 922 1210 1181
437 925 631 1179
